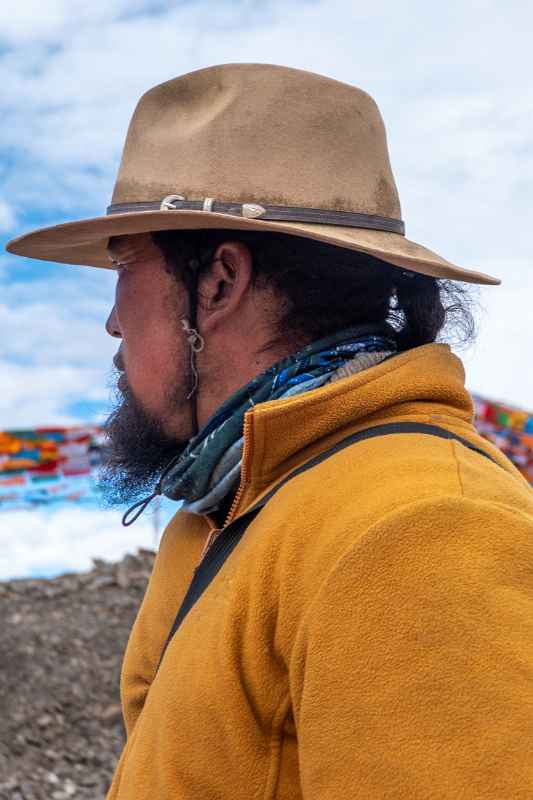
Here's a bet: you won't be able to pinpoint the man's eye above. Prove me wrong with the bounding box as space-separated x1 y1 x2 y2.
110 259 128 272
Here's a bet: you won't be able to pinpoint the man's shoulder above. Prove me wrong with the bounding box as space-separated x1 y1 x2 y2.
255 415 533 559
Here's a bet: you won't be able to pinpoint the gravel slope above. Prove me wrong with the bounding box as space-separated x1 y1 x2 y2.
0 550 154 800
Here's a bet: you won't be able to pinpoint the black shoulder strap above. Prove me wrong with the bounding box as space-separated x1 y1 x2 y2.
157 421 498 669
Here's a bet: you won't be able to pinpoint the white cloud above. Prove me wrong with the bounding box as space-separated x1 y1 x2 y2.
463 279 533 407
0 501 177 580
0 271 115 366
0 0 143 44
0 360 110 427
0 199 16 232
0 265 117 427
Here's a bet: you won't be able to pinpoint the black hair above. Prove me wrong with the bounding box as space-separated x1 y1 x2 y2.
151 229 476 352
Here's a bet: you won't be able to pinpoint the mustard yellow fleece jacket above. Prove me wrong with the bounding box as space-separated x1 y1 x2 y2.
107 344 533 799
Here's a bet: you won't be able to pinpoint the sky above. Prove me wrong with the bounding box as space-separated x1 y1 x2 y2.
0 0 532 578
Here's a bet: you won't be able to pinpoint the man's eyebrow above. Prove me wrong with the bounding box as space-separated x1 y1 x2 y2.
107 236 132 259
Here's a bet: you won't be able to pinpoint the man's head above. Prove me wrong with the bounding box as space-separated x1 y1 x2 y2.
100 228 475 506
100 230 292 504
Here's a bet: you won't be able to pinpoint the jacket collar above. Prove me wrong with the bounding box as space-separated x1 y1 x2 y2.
228 344 473 521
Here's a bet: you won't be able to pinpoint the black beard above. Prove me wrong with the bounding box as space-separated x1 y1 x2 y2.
98 371 189 507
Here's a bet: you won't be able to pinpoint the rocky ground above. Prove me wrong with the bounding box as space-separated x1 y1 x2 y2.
0 550 155 800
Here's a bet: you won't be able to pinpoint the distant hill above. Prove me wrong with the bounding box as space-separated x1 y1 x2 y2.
0 549 154 800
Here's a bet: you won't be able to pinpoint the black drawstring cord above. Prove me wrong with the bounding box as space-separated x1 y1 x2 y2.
186 256 201 438
122 483 162 527
121 441 185 527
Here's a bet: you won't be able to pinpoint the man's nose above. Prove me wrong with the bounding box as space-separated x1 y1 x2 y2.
105 306 122 339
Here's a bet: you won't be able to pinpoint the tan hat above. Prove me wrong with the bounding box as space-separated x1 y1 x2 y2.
6 63 499 285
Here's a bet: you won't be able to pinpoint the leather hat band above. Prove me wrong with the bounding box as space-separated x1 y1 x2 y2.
106 197 405 236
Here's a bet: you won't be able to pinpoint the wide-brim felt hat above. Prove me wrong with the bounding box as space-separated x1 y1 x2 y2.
7 63 499 285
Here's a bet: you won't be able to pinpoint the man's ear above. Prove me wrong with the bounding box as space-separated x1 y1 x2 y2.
197 241 253 332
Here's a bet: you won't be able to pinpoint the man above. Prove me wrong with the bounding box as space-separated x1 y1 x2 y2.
7 64 533 798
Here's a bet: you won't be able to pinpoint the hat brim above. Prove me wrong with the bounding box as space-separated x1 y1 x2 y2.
6 209 500 285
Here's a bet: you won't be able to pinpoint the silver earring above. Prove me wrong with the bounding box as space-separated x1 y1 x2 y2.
181 319 205 399
181 319 205 353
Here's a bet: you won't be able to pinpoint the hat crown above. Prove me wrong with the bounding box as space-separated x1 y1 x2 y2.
7 62 500 285
112 63 401 220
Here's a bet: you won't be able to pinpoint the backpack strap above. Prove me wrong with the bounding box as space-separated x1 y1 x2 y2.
157 421 498 669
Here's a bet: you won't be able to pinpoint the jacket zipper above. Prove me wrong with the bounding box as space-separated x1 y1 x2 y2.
199 412 254 563
222 412 253 528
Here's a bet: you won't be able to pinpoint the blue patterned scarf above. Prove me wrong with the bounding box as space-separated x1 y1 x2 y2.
160 324 397 514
